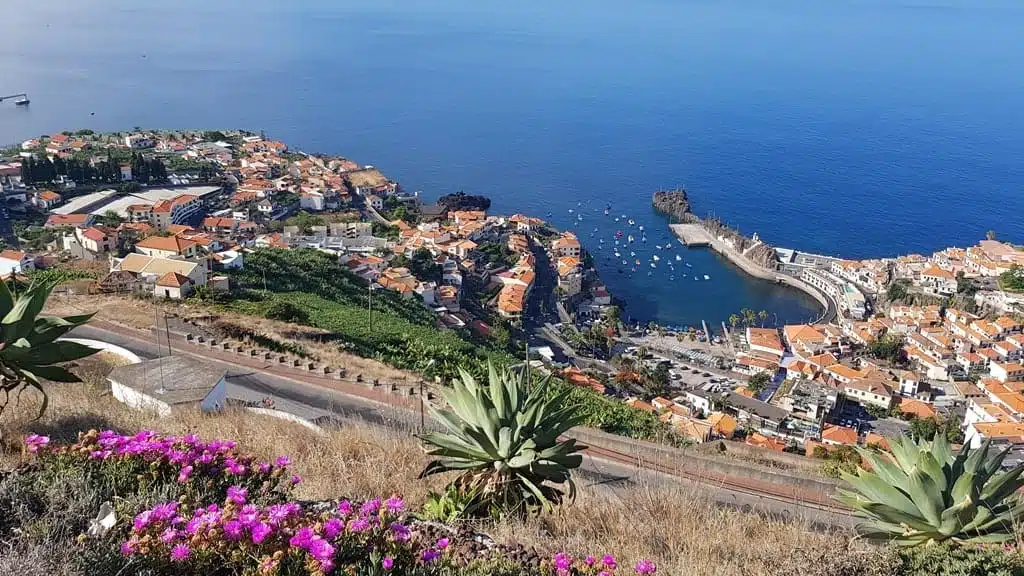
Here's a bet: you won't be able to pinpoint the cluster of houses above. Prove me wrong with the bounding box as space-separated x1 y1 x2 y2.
612 300 1024 454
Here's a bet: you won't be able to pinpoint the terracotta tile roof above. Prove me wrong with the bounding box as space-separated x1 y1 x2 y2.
0 249 25 261
897 398 937 419
821 424 858 445
81 227 107 242
136 235 197 254
747 328 784 353
155 272 190 288
46 213 90 227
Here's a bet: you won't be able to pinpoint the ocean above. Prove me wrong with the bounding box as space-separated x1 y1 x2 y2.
1 0 1022 327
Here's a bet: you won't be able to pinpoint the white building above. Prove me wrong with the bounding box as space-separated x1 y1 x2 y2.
0 249 35 277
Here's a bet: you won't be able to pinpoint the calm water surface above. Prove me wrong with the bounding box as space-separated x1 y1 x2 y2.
1 0 1022 326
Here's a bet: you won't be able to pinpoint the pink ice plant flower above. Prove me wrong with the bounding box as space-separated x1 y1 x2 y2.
227 485 248 505
382 556 394 571
385 495 405 513
170 544 190 563
602 554 618 569
634 559 657 574
24 434 49 453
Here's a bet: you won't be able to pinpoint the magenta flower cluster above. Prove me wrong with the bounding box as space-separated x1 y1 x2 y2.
549 552 656 575
126 490 452 574
23 430 296 495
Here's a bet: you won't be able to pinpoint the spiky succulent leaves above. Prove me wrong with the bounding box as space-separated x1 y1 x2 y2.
418 362 585 515
0 280 98 417
836 434 1024 547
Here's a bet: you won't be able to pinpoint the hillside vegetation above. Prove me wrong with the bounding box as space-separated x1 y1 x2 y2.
223 249 504 379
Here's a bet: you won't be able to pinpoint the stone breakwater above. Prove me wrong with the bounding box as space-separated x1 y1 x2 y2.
651 188 699 223
669 223 834 323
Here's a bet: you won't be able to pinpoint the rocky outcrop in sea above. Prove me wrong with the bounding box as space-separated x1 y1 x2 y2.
651 188 698 223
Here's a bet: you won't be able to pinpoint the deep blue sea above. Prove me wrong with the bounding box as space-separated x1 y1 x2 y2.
2 0 1023 327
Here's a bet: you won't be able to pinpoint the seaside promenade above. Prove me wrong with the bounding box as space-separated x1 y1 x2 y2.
670 223 837 323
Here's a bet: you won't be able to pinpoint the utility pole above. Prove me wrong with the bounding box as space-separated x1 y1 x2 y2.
421 359 435 433
164 312 173 356
367 284 373 332
524 340 530 386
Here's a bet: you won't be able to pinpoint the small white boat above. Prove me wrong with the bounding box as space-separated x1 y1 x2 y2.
642 237 647 243
614 217 619 222
655 245 662 250
614 251 621 257
604 208 610 215
703 275 710 280
622 260 628 265
639 225 644 231
653 255 660 262
648 271 653 276
675 255 681 261
685 263 692 268
569 209 574 213
628 219 635 226
669 276 675 281
650 263 656 268
627 235 634 242
599 239 604 243
630 251 636 257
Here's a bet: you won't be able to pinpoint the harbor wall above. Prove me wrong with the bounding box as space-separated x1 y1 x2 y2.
670 223 835 323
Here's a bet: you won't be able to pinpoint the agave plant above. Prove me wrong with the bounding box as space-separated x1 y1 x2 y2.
418 363 585 516
0 280 98 415
836 433 1024 546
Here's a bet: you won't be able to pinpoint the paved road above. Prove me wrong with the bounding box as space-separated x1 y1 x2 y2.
69 323 854 529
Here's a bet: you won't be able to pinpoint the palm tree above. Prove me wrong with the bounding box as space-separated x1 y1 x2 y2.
742 308 756 327
728 314 740 330
758 310 768 328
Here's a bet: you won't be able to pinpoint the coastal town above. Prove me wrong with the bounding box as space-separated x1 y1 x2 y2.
2 128 1024 476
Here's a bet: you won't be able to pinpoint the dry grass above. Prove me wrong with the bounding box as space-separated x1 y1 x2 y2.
0 357 882 576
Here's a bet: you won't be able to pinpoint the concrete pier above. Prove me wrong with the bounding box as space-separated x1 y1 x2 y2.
671 223 712 248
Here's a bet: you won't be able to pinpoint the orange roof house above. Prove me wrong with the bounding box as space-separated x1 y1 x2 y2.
896 398 937 419
821 424 858 446
155 272 191 288
136 235 197 255
707 412 737 438
745 432 787 452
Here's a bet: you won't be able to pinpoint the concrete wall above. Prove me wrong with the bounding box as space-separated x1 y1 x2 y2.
59 337 142 364
110 380 172 417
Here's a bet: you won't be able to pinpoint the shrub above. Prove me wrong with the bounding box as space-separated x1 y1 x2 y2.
6 430 659 576
893 544 1024 576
